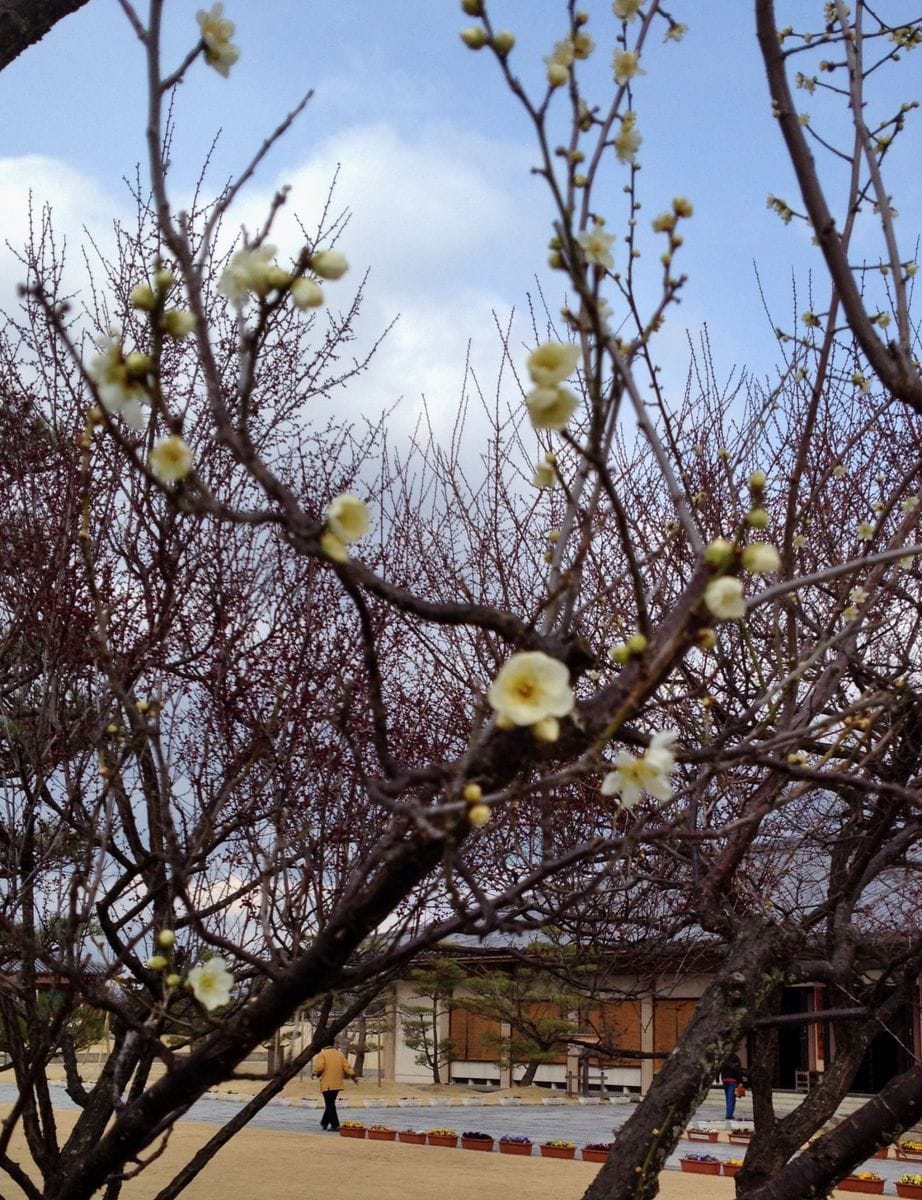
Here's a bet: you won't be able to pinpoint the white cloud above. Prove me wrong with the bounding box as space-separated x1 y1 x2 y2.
222 119 550 441
0 123 556 457
0 154 128 318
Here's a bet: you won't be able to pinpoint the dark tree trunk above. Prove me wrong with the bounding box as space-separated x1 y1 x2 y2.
352 1015 368 1078
581 919 797 1200
0 0 92 73
519 1059 540 1087
748 1062 922 1200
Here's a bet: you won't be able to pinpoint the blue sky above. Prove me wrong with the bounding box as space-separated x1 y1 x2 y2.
1 2 919 436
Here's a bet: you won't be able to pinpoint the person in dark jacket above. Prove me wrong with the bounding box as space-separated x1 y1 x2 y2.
719 1052 747 1120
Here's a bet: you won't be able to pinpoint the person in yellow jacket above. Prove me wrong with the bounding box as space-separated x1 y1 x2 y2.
312 1038 358 1131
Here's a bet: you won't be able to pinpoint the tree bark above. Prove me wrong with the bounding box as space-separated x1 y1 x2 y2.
581 919 798 1200
0 0 92 73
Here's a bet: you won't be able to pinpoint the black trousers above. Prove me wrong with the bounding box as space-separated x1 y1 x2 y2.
320 1089 341 1129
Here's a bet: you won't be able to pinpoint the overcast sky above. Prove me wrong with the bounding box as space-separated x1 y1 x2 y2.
1 1 919 441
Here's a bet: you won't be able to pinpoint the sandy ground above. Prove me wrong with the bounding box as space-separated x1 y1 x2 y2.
17 1059 878 1197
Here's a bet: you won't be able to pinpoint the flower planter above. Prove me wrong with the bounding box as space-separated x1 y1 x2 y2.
680 1159 721 1175
729 1133 753 1145
462 1098 485 1106
427 1134 458 1149
896 1185 922 1199
687 1130 719 1143
499 1141 533 1156
398 1131 426 1145
578 1096 601 1106
723 1164 742 1178
461 1137 494 1152
581 1148 610 1164
899 1151 922 1163
339 1127 365 1139
836 1181 885 1194
499 1097 523 1107
399 1099 424 1107
540 1144 576 1160
367 1128 397 1141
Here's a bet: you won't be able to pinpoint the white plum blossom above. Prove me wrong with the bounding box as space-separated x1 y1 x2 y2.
577 222 615 270
149 435 194 484
161 309 197 339
849 585 869 606
613 50 644 84
487 651 574 728
601 730 678 808
218 245 283 308
742 542 781 574
310 250 349 280
614 112 642 163
526 385 579 431
187 956 234 1011
704 576 747 621
291 278 324 309
196 4 240 77
86 335 148 430
856 521 874 542
613 0 643 19
527 341 580 387
327 494 371 544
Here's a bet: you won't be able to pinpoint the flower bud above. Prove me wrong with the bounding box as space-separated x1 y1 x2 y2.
704 538 735 568
747 508 770 530
460 25 488 48
157 929 176 948
532 717 560 742
161 309 197 339
468 803 491 827
697 628 716 651
463 783 483 803
124 352 151 380
130 284 157 311
147 955 168 971
310 250 349 280
492 30 515 54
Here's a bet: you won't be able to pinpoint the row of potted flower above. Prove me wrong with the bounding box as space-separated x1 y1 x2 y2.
338 1123 612 1160
689 1126 922 1163
681 1157 922 1197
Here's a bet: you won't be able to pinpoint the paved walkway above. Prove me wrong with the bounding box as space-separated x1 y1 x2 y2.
3 1083 911 1190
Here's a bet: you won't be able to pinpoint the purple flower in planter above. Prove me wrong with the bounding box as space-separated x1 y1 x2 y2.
462 1131 493 1140
682 1153 720 1163
583 1143 613 1152
499 1135 532 1145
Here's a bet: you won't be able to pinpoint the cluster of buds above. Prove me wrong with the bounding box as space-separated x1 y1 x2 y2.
459 0 515 56
130 267 197 341
610 632 648 665
699 472 781 622
147 929 183 988
651 197 693 268
462 782 491 827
